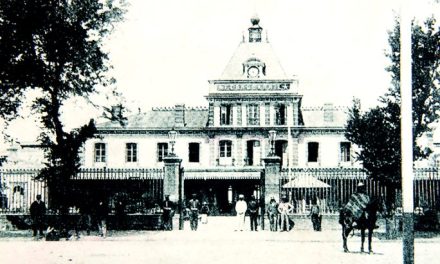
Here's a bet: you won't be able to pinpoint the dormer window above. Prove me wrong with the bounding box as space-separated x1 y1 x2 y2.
243 57 266 78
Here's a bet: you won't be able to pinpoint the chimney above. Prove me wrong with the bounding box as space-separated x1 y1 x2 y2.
323 103 334 123
174 104 186 127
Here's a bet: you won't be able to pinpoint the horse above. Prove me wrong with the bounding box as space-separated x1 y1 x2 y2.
339 196 386 253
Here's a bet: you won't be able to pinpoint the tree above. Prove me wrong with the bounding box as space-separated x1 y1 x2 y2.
345 17 440 207
0 0 126 210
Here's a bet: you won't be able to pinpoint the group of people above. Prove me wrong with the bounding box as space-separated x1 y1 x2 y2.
161 194 210 231
28 192 324 239
29 194 120 240
236 194 322 232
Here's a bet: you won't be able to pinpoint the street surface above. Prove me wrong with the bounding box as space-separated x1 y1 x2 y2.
0 216 438 264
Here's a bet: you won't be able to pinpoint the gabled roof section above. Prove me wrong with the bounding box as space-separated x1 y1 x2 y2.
96 106 208 130
218 41 288 80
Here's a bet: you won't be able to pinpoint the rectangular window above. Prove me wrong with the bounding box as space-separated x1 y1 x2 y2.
265 103 270 125
219 140 232 157
340 142 351 162
307 142 319 162
157 143 168 162
94 143 106 163
275 104 286 125
220 105 233 125
247 104 260 125
126 143 137 162
237 104 242 125
189 143 200 163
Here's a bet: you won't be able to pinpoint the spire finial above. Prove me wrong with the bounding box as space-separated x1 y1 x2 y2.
250 14 260 26
248 15 262 43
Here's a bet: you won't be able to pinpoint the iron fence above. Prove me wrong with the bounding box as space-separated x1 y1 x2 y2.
280 167 440 214
0 169 47 214
0 168 164 214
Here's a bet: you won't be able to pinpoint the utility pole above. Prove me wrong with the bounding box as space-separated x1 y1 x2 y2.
400 1 414 263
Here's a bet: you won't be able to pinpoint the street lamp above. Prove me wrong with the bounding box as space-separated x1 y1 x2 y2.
168 129 178 156
269 130 276 156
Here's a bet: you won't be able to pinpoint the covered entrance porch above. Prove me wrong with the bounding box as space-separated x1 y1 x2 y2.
184 168 262 216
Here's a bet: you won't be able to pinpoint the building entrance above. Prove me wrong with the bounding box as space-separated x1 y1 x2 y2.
184 179 260 216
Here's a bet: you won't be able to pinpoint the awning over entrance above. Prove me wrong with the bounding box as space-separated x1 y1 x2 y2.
184 168 262 180
282 175 331 188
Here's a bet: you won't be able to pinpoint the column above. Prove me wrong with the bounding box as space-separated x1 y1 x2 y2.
163 156 183 230
262 155 281 230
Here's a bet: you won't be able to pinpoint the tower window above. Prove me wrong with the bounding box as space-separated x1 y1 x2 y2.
247 104 260 125
275 104 286 125
220 105 233 125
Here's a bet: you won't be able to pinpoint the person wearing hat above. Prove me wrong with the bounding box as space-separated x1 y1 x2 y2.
235 194 247 231
188 193 200 231
248 195 259 231
30 194 46 239
162 195 175 231
342 182 370 228
267 197 279 231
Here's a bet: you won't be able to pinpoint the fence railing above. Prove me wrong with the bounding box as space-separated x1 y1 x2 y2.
1 167 439 215
0 168 164 214
0 169 47 214
280 167 440 214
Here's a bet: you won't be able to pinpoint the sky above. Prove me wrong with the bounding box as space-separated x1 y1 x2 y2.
1 0 439 149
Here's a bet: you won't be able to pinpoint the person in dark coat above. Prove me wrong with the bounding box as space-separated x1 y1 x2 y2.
188 193 200 231
115 201 125 230
29 194 46 238
267 197 279 232
96 200 108 237
162 195 175 231
248 195 259 231
310 201 321 231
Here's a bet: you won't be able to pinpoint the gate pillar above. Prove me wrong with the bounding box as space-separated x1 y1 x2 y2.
163 156 184 230
262 156 281 230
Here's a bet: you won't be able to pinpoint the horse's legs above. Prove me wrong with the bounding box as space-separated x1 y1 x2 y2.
342 226 351 253
368 227 373 253
360 228 365 252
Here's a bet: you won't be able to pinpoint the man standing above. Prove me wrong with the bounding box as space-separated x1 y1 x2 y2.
235 194 247 231
310 200 321 231
30 194 46 239
248 195 259 231
188 193 200 231
96 200 108 238
267 197 279 232
162 195 174 231
278 196 293 231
